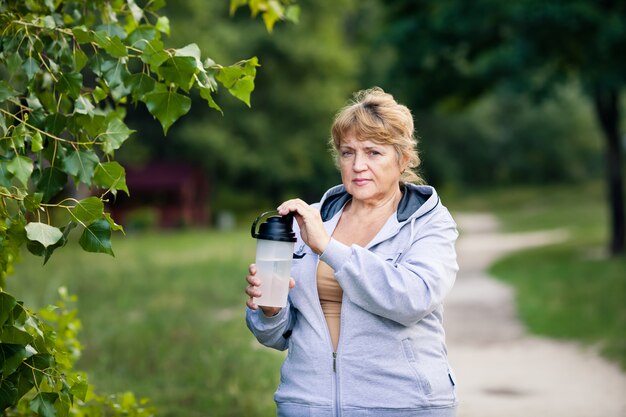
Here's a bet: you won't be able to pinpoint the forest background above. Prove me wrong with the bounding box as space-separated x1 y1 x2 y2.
121 0 606 218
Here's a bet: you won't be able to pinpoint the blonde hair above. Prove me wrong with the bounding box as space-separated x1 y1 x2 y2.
330 87 424 184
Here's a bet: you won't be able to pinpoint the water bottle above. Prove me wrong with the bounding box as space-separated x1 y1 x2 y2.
251 211 296 307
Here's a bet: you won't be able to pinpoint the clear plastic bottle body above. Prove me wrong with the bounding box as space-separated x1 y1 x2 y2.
254 239 294 307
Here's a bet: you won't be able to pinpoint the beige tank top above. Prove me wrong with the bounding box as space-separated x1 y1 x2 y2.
317 260 343 351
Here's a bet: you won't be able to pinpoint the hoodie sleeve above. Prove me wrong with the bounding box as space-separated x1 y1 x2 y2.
245 303 296 351
320 210 459 327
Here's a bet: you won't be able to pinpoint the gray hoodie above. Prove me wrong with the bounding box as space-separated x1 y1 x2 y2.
246 183 459 417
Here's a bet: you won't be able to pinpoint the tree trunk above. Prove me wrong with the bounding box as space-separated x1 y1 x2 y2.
592 87 625 256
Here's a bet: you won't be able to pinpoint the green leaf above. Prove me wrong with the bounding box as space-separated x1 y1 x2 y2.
0 80 19 102
156 16 170 35
57 392 71 417
30 392 58 417
69 376 88 401
0 292 17 326
215 65 244 88
10 123 28 151
284 5 300 23
140 39 169 68
228 75 255 107
57 71 82 99
22 57 39 81
93 31 128 58
199 87 223 114
127 25 158 49
25 222 63 247
102 58 128 89
79 219 114 256
103 212 124 233
63 149 99 184
242 56 260 76
96 22 126 39
5 53 23 75
71 26 92 43
100 118 134 155
100 58 131 101
0 162 12 188
216 58 260 92
74 48 88 71
0 379 18 411
150 0 166 10
26 222 76 264
175 43 203 68
143 83 191 135
229 0 247 15
0 326 34 344
127 0 144 22
74 113 106 138
44 113 68 136
31 131 44 152
93 86 107 103
71 197 103 225
7 155 33 187
157 56 198 92
42 14 55 27
24 192 43 211
0 344 27 377
262 5 283 33
36 167 67 202
12 364 35 402
93 162 129 195
125 72 156 101
74 95 95 116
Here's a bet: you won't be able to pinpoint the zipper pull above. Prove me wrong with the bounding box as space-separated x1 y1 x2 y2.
332 352 337 372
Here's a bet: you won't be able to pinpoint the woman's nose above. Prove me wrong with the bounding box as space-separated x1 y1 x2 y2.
353 152 367 171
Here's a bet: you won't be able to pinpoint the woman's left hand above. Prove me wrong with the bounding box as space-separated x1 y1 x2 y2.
277 199 330 255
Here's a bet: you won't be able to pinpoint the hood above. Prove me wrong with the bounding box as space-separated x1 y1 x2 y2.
319 183 439 223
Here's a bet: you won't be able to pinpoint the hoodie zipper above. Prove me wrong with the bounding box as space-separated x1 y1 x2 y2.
332 290 347 417
333 351 340 417
311 256 342 417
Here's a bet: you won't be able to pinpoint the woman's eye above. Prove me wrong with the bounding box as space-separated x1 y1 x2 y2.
341 151 353 157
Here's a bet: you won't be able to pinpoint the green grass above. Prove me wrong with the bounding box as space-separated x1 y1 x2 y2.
447 180 626 369
7 229 284 417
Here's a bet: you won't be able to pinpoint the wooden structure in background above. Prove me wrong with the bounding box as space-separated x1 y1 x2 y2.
109 162 210 228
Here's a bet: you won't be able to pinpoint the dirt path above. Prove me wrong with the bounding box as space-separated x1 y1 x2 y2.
446 213 626 417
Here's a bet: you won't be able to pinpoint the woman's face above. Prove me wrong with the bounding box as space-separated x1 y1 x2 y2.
338 134 405 205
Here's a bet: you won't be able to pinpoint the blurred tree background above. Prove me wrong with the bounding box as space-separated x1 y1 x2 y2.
118 0 619 248
377 0 625 254
119 0 362 211
3 1 624 415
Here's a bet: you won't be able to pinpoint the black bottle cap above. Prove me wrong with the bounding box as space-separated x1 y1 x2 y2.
251 212 296 242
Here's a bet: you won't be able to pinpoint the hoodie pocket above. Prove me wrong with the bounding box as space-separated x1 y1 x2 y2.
401 338 432 395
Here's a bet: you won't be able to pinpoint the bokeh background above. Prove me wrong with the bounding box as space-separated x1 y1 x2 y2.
8 1 625 416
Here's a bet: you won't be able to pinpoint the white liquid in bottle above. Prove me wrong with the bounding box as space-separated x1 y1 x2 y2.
254 258 292 307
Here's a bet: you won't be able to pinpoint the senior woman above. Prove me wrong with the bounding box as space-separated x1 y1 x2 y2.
245 87 459 417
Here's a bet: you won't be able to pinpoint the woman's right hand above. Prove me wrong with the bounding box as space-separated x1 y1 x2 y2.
245 263 295 317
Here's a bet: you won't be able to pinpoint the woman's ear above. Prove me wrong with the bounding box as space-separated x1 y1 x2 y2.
400 153 410 172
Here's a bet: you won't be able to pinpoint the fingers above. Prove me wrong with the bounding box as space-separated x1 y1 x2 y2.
245 264 261 310
277 199 312 217
278 199 329 255
245 267 297 311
